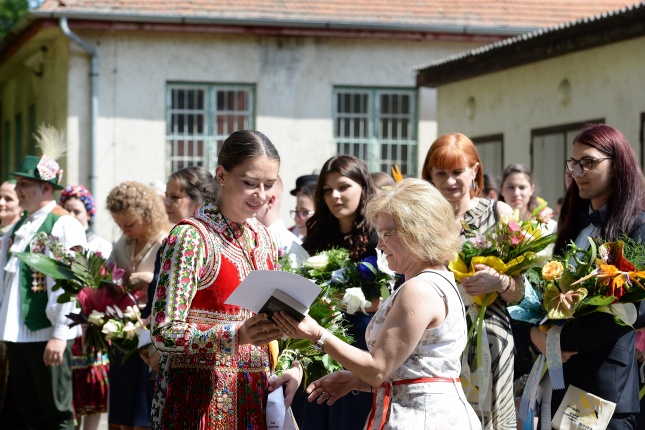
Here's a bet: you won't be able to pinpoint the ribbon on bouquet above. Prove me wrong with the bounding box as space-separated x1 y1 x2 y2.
519 354 546 424
461 304 492 417
545 325 565 390
518 325 565 429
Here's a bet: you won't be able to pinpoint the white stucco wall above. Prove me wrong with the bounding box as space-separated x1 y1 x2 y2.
434 35 645 185
0 27 69 178
58 29 481 240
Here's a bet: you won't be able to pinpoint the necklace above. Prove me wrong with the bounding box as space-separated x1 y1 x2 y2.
222 216 257 271
130 235 159 273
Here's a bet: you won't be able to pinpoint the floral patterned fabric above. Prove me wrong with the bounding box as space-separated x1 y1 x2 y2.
150 203 278 429
364 271 480 430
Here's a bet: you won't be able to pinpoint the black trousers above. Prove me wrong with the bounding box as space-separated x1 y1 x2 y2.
5 340 74 430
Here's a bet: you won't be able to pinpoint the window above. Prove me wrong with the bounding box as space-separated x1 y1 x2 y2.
166 84 254 173
531 120 603 207
472 134 504 179
333 88 417 176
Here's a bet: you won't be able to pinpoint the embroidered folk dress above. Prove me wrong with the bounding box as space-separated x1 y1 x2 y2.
364 271 480 429
150 204 277 430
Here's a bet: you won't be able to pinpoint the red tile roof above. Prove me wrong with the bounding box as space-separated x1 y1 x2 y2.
37 0 641 32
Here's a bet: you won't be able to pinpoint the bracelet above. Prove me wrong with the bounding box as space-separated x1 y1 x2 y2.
499 275 512 295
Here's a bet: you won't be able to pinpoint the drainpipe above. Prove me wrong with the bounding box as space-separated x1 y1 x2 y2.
59 17 98 229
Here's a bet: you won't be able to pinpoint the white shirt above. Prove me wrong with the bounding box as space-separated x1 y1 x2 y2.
267 219 309 266
0 201 87 342
87 232 113 258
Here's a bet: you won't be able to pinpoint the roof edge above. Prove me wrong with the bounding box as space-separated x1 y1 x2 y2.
415 1 645 87
30 9 533 36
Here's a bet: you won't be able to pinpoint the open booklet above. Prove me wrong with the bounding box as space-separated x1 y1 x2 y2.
224 270 322 321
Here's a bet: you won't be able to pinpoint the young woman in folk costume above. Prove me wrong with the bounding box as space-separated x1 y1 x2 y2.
150 130 302 429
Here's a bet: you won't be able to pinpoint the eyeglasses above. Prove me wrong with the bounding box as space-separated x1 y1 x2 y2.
290 210 315 219
566 157 611 172
376 229 397 241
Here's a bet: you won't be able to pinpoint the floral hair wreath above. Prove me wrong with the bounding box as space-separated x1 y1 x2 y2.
60 184 97 218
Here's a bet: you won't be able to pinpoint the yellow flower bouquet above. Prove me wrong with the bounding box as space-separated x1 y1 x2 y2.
448 203 556 411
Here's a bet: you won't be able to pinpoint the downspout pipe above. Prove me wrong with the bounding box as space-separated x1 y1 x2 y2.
59 17 98 229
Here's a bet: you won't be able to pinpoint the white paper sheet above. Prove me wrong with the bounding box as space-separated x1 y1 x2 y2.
266 376 299 430
224 270 321 313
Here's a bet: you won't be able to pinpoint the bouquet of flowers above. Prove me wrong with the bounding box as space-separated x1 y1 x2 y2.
275 248 397 384
272 282 353 385
515 235 645 422
514 235 645 327
14 232 143 359
71 304 145 361
282 247 398 312
447 203 556 411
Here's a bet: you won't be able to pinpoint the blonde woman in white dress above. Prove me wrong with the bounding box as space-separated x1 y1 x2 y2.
275 178 480 429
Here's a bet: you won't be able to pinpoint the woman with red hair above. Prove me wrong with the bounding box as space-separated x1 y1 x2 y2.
422 133 521 429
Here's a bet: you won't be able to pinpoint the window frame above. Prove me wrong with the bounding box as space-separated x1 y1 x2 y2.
332 86 418 176
530 119 603 206
165 83 255 174
472 133 504 179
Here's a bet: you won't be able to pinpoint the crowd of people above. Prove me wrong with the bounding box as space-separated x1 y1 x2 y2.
0 122 644 429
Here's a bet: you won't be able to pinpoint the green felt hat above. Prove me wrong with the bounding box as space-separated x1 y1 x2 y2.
12 155 64 190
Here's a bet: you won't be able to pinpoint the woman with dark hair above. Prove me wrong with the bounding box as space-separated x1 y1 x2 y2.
499 163 557 231
297 155 378 429
138 166 219 375
289 183 315 240
555 124 645 252
150 130 302 429
163 166 220 225
304 155 377 263
422 133 520 429
530 123 645 429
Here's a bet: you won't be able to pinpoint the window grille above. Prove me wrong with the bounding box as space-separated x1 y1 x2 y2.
333 88 417 176
166 84 254 173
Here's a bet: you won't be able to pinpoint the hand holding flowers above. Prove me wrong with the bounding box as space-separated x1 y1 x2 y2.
449 203 556 410
14 232 144 360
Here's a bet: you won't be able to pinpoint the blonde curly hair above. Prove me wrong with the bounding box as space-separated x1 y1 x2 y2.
106 181 169 239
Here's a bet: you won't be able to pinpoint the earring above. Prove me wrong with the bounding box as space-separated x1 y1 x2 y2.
471 179 477 190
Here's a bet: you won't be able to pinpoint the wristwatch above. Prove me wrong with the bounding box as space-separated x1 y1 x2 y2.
312 330 332 352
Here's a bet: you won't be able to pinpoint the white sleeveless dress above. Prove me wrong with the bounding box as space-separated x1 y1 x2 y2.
363 271 481 429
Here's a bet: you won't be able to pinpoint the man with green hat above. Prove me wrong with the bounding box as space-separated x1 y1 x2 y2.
0 125 86 429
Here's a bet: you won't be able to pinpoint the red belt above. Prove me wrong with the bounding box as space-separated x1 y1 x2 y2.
366 377 459 430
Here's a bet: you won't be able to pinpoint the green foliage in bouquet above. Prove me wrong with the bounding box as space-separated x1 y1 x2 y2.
274 283 353 386
14 232 125 303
